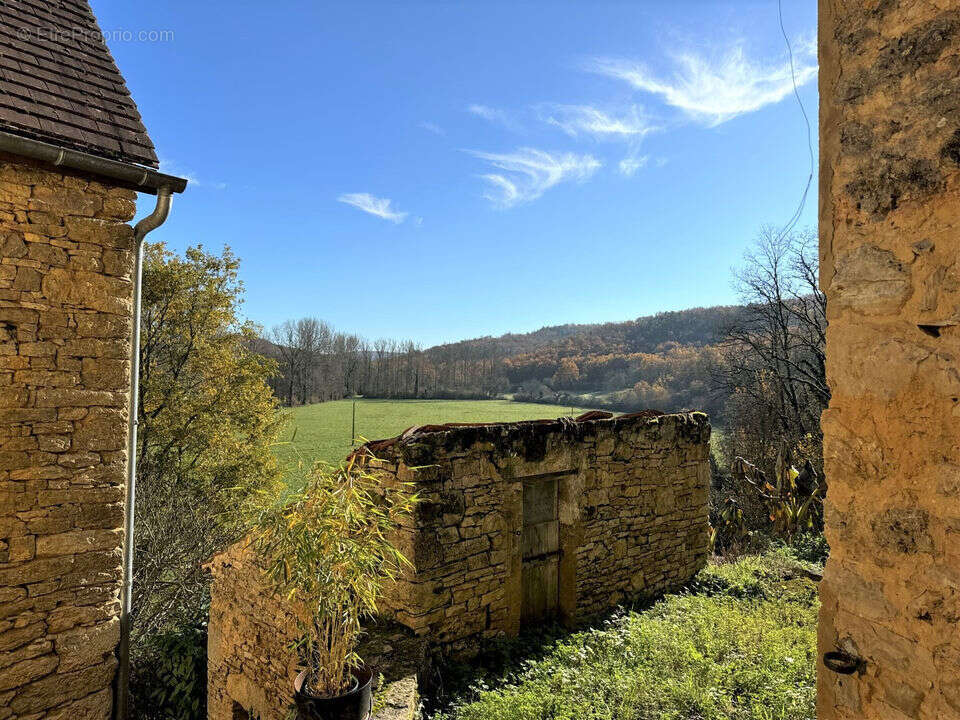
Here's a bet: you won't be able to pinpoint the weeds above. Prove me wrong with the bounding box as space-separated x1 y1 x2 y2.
429 549 819 720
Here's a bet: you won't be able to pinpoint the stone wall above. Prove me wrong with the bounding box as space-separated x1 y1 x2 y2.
206 542 305 720
818 2 960 718
364 411 710 656
0 155 136 719
207 411 709 714
207 543 425 720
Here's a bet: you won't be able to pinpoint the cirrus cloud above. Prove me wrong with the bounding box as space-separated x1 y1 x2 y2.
337 193 409 223
539 103 658 141
466 147 601 209
159 158 227 190
618 155 649 177
586 40 817 126
467 103 520 131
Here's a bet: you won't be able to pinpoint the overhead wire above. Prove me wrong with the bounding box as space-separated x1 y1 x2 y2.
775 0 815 243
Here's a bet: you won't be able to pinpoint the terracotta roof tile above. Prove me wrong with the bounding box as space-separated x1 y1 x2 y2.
0 0 158 167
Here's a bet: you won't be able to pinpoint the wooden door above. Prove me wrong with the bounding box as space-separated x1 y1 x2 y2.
521 475 560 623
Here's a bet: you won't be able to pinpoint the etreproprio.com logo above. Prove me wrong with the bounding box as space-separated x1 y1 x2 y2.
16 27 174 44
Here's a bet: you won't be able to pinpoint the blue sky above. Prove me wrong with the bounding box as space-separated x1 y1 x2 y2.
94 0 818 347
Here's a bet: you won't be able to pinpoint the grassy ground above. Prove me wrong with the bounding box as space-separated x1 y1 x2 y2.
428 547 820 720
274 399 597 469
709 426 725 463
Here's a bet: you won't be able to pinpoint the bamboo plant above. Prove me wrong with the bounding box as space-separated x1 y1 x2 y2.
245 454 415 697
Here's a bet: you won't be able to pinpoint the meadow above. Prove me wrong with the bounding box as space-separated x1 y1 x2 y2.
429 546 821 720
274 398 597 469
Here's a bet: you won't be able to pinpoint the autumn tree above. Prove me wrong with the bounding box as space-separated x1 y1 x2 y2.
551 357 580 389
134 243 284 641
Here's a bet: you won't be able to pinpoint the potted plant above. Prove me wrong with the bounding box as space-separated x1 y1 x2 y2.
245 453 415 720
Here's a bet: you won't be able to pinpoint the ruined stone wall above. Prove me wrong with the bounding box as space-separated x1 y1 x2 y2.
206 543 302 720
818 3 960 718
367 411 710 656
0 155 137 719
207 543 425 720
207 412 709 714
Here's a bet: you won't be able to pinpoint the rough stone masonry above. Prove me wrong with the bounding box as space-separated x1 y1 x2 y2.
0 154 137 720
359 411 711 656
818 2 960 718
207 542 426 720
208 410 710 720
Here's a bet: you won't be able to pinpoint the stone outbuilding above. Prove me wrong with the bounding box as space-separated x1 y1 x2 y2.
0 3 186 719
207 410 711 718
359 410 711 655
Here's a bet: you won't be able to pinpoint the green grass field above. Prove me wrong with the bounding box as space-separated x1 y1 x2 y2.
430 547 821 720
274 399 597 470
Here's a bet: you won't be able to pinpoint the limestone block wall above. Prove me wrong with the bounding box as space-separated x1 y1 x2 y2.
818 2 960 718
206 543 303 720
0 155 136 719
364 411 710 656
207 542 426 720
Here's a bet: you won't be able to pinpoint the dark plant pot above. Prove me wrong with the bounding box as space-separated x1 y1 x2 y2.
293 666 373 720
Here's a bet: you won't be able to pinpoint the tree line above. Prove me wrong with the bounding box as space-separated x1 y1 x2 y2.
259 307 747 414
260 228 827 477
258 320 510 405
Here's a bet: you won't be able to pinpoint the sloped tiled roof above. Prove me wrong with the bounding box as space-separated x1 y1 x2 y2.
0 0 158 168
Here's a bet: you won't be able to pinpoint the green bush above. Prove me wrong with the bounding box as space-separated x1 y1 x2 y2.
431 551 818 720
245 454 416 696
780 532 829 566
131 619 207 720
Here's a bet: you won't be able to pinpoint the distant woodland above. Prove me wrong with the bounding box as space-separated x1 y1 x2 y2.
256 227 827 482
255 305 741 419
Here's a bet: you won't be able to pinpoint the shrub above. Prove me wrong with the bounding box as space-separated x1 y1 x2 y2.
245 454 416 696
131 617 207 720
780 532 829 566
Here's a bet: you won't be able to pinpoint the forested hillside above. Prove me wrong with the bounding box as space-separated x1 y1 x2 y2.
427 305 745 417
258 304 746 419
443 305 745 358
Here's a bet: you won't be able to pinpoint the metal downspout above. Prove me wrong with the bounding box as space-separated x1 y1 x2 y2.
115 187 174 720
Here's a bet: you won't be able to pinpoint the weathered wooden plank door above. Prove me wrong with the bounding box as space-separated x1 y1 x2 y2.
521 475 560 623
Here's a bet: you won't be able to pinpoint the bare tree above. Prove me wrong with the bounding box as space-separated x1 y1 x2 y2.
716 226 828 476
270 320 299 406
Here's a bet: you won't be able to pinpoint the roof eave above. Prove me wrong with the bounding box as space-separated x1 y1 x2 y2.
0 130 187 195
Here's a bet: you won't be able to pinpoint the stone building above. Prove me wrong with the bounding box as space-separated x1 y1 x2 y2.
207 411 711 717
361 410 711 655
0 2 952 719
818 2 960 718
0 2 185 719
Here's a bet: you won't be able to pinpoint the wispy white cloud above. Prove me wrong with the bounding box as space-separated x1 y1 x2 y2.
419 121 445 135
337 193 409 223
467 104 518 130
586 40 817 126
466 148 601 208
159 158 227 190
618 155 649 177
539 104 658 141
